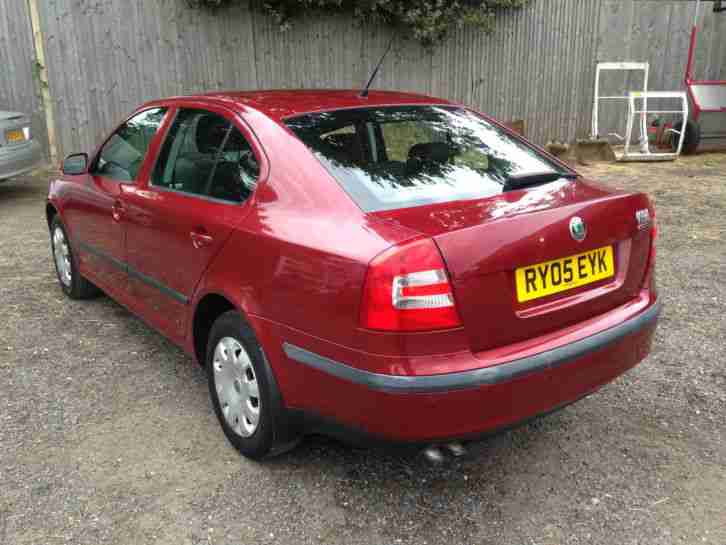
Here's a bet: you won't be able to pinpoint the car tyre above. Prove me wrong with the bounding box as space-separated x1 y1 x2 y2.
206 311 294 459
50 216 99 299
671 119 701 155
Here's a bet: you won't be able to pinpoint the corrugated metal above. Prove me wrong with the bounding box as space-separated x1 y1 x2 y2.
13 0 726 158
0 0 48 160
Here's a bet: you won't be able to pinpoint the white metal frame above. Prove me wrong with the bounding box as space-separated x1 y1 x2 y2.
591 62 650 143
619 91 689 162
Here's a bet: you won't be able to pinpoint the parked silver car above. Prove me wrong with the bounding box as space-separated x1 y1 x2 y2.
0 111 42 181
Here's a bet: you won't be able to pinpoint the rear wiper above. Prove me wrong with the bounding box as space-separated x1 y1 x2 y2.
503 171 578 191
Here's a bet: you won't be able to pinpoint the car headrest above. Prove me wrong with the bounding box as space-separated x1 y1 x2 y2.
408 142 451 163
196 115 230 154
207 161 242 200
323 133 362 162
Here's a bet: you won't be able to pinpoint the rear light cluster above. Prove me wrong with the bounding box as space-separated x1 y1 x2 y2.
359 238 462 332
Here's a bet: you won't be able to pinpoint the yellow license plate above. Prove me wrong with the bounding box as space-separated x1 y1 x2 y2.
5 129 25 143
515 246 615 303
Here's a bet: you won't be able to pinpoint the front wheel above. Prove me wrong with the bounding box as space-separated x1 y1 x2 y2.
50 216 99 299
206 311 296 459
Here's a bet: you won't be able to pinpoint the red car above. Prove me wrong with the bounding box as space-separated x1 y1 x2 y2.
47 90 660 459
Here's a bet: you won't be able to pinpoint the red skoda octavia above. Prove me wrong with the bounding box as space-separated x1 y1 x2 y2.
47 91 660 459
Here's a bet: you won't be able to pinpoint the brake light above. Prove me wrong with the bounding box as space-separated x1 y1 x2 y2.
359 238 462 331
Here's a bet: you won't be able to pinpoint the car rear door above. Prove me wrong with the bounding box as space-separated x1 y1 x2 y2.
74 107 167 295
123 105 264 341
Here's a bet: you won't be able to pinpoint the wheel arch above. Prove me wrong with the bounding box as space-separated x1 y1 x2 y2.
46 201 58 228
191 292 238 366
192 291 299 452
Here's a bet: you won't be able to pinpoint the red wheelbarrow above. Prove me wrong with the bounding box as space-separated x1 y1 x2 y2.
682 0 726 152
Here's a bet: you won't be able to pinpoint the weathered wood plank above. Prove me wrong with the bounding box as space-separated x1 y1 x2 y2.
0 0 49 160
3 0 724 157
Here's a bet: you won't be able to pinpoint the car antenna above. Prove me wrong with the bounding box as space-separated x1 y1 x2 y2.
360 37 395 98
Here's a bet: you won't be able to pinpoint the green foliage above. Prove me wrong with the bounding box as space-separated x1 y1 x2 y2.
31 60 49 90
188 0 530 46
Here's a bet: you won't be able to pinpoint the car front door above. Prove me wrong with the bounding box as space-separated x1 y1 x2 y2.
75 107 167 296
123 106 263 341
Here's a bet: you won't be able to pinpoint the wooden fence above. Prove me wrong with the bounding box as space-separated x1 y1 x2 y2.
1 0 724 160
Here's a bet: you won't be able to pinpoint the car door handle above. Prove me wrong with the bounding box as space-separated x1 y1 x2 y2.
190 229 214 249
111 200 126 222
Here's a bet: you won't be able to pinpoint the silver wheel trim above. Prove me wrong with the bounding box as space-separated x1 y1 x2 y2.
52 226 72 287
213 337 261 438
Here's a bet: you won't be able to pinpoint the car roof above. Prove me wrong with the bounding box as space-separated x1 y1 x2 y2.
148 89 455 121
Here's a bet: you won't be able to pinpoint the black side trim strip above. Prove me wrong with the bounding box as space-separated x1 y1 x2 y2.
79 241 189 305
283 299 662 393
79 240 127 271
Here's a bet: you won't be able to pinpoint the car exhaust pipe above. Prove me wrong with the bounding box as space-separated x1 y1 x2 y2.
422 445 445 464
445 441 466 457
422 442 467 463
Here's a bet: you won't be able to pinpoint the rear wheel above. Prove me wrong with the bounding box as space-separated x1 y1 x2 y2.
671 119 701 155
206 311 295 459
50 216 99 299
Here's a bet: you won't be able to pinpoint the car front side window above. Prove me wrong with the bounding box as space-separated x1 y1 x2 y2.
93 107 167 182
152 108 259 203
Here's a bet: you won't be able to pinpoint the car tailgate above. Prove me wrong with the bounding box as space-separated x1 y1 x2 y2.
371 179 654 353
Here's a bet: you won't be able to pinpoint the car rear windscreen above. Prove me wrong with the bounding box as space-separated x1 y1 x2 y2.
285 105 570 212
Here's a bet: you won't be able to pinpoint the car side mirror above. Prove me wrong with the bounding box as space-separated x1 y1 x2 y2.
62 153 89 175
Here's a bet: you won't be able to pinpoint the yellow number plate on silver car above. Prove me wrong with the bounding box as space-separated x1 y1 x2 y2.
5 129 25 143
515 246 614 303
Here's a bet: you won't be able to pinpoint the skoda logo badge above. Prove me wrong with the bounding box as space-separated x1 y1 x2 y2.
570 217 586 242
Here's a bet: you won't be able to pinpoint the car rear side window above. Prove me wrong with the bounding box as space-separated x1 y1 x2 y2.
285 105 569 212
92 107 167 182
151 109 259 204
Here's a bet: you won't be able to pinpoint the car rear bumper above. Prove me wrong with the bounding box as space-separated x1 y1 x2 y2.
275 295 661 443
0 140 43 180
284 299 660 393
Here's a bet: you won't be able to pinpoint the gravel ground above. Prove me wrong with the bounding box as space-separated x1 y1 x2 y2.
1 154 724 545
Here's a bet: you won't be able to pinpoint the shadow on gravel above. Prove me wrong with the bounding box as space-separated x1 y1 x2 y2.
266 407 561 478
251 416 568 542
